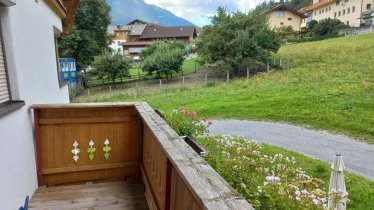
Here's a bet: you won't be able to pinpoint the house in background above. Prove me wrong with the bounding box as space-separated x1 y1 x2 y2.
108 24 147 54
306 0 374 27
138 26 197 45
120 25 197 59
0 0 78 209
266 4 307 31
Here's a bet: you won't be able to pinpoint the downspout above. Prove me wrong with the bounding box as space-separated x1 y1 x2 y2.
360 0 364 26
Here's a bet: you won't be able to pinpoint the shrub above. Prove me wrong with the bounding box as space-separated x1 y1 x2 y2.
165 107 211 137
201 135 329 209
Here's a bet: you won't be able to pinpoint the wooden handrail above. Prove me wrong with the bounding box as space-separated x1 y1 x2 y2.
31 102 254 210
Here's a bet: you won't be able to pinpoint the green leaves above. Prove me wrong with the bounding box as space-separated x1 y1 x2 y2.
196 8 281 71
92 53 131 84
59 0 112 68
141 40 187 79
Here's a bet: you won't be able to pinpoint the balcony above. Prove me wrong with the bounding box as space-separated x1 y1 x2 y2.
29 102 254 210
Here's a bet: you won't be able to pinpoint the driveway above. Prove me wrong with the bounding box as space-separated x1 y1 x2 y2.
209 120 374 181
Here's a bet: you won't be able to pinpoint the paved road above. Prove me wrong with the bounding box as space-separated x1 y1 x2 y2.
210 120 374 181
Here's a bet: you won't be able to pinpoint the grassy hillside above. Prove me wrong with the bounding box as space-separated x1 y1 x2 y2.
85 34 374 143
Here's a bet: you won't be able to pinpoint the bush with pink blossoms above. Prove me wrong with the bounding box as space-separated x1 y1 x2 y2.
201 135 329 210
165 107 212 137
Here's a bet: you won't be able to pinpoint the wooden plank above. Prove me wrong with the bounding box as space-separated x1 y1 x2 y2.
141 165 160 210
39 117 136 124
135 102 254 210
42 162 138 175
29 181 147 210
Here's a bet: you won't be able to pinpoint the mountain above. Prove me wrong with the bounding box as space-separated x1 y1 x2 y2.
106 0 195 26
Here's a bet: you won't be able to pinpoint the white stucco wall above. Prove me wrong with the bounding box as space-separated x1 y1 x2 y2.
110 39 126 54
0 1 69 209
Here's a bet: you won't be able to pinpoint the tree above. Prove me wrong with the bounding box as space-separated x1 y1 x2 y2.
141 40 187 79
92 53 131 84
196 7 281 71
310 19 348 36
59 0 111 70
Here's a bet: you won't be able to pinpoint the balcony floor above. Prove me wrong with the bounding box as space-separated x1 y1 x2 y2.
28 181 148 210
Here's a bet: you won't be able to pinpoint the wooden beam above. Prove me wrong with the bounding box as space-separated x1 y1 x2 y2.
62 0 80 35
46 0 67 19
42 162 138 175
33 110 44 186
39 116 136 125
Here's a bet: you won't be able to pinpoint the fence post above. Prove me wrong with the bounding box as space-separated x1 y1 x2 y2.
88 89 91 99
109 86 112 95
227 71 230 82
159 79 162 88
136 82 138 88
267 62 270 72
247 67 249 80
205 73 207 85
279 58 282 69
182 76 185 85
287 57 290 70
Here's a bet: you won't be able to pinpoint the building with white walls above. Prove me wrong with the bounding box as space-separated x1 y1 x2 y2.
0 0 78 209
306 0 374 27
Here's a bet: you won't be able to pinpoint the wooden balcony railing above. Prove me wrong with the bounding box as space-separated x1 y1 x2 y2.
31 102 254 210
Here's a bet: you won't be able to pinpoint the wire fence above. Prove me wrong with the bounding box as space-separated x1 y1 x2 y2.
72 55 293 100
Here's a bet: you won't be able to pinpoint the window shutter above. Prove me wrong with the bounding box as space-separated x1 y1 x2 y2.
0 36 10 104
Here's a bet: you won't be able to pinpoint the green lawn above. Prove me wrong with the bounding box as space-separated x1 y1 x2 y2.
89 58 202 86
85 34 374 143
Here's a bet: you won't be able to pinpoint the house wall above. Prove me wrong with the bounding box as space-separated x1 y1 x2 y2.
311 0 374 27
0 1 69 209
267 10 303 31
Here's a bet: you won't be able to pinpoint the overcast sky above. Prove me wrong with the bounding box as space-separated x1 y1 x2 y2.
144 0 267 26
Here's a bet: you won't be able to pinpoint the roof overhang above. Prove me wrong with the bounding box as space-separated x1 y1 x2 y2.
0 0 16 7
265 4 307 18
46 0 80 35
307 0 337 11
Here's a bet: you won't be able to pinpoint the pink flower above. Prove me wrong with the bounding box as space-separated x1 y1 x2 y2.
208 120 213 126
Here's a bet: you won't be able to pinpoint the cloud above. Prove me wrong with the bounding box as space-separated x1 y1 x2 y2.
144 0 267 26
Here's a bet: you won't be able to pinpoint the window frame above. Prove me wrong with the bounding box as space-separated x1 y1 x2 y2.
0 13 25 118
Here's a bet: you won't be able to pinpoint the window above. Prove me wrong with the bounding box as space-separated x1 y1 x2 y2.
315 11 317 16
0 33 10 104
280 22 284 25
367 4 372 10
348 8 350 14
346 21 349 25
326 8 328 12
329 6 331 11
352 6 355 13
338 11 341 16
343 9 345 15
335 12 337 17
0 17 25 117
275 11 285 18
336 0 340 6
288 18 292 21
319 10 321 14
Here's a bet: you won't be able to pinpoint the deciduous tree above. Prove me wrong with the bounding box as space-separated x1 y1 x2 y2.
92 53 131 84
141 40 186 79
196 7 281 71
59 0 112 69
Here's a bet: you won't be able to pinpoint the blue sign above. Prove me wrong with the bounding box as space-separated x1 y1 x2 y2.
59 58 77 83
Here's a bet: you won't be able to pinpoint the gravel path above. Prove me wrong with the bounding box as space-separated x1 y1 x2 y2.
210 120 374 181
